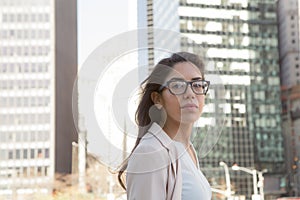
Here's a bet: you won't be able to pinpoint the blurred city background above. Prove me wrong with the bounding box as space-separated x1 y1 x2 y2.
0 0 299 200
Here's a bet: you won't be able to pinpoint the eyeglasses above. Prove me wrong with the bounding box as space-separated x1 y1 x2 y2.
159 79 210 95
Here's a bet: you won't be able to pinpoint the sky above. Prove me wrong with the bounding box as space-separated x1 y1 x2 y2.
77 0 137 66
77 0 138 168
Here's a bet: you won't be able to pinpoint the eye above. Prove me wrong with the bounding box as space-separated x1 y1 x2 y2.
192 81 203 88
169 81 185 89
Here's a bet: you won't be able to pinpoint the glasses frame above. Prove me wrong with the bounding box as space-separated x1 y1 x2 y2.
159 79 210 95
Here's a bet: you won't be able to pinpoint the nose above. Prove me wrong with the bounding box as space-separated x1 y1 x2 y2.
183 83 195 99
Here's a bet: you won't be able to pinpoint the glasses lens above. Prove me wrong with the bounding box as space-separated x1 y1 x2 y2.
168 81 187 94
192 81 209 94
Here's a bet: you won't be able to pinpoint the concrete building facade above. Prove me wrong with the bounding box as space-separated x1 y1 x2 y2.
0 0 77 198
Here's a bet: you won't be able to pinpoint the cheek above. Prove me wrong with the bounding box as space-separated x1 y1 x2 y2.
197 96 205 112
167 98 180 109
161 94 181 112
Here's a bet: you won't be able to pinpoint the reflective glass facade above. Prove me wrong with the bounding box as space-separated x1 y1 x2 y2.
179 0 285 198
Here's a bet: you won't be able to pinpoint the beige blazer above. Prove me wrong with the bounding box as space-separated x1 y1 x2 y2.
126 123 182 200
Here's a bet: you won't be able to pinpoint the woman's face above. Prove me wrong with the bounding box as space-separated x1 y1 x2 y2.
159 61 205 125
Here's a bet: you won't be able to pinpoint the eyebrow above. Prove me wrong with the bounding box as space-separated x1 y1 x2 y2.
168 77 203 81
191 77 203 81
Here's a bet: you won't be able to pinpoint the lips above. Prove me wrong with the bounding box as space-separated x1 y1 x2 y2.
181 103 199 109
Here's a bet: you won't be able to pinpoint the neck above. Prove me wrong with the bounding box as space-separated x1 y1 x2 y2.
163 120 193 147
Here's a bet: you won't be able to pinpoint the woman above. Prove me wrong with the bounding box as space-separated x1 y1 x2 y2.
118 52 212 200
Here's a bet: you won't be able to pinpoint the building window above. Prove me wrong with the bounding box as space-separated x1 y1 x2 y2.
9 14 15 22
23 149 28 159
45 167 49 176
30 149 35 159
2 13 8 22
31 14 36 22
37 167 42 176
8 150 13 159
8 132 14 141
24 30 29 39
45 148 49 158
30 132 36 142
38 149 43 158
0 98 6 107
23 167 28 177
23 14 28 22
30 80 36 88
30 98 36 107
23 63 29 72
0 150 7 160
296 64 299 69
17 14 22 22
16 150 20 159
29 167 35 176
16 132 21 141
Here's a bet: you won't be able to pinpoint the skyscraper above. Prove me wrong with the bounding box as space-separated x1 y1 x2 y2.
278 0 300 196
180 0 285 197
137 0 181 81
138 0 285 198
0 0 77 198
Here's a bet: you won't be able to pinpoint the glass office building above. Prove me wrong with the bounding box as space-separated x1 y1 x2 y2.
179 0 285 198
138 0 285 198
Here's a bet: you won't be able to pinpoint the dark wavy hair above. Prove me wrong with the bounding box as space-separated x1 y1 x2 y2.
117 52 205 190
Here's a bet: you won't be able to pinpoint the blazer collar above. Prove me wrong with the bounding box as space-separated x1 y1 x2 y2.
147 122 175 151
147 122 194 163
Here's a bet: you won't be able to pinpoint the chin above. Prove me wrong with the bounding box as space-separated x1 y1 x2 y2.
180 114 200 124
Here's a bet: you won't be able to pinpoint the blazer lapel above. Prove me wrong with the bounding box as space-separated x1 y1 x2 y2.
148 123 182 200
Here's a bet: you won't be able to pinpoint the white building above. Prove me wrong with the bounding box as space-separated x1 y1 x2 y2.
0 0 77 198
137 0 181 81
0 0 55 197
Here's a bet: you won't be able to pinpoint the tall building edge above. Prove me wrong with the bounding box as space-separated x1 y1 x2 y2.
54 0 78 174
278 0 300 196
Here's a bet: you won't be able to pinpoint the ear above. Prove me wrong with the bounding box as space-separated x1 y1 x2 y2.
151 91 162 105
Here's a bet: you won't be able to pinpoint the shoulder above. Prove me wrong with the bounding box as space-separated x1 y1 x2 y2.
138 132 166 150
127 132 170 173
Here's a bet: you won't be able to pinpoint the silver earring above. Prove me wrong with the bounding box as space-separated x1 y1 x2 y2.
155 104 162 110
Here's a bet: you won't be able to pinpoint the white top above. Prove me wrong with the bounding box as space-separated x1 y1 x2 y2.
174 141 212 200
